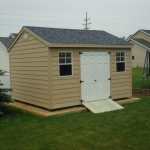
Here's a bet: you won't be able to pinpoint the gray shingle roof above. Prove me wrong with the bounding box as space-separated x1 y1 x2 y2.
11 33 18 37
25 26 132 45
0 37 15 49
131 38 150 49
141 29 150 35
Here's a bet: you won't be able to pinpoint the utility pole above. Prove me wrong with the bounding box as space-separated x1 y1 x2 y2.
83 12 91 30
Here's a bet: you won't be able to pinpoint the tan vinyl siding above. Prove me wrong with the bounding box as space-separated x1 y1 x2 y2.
50 48 132 109
9 33 51 109
78 48 132 100
130 40 147 68
111 49 132 99
128 30 150 68
9 29 132 109
51 48 81 109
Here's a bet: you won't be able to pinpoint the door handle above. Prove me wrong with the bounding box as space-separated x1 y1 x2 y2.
94 80 97 81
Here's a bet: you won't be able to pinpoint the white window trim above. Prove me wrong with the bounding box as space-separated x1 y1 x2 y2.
23 33 28 39
116 51 126 73
58 51 73 77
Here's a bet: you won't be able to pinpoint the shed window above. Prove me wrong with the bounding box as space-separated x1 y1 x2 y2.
59 52 72 76
23 33 28 38
116 52 126 72
132 56 134 60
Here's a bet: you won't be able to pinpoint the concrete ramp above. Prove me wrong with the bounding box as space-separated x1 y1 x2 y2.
82 99 124 113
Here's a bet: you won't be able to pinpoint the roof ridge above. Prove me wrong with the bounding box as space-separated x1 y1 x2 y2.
24 26 106 32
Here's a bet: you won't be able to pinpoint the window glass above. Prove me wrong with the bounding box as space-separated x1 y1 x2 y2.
59 65 72 76
132 56 134 60
23 33 28 38
116 63 125 72
59 52 72 76
59 53 65 57
66 58 71 63
116 52 125 72
59 58 65 64
121 52 125 56
66 53 71 57
121 57 125 61
116 52 120 56
116 57 120 61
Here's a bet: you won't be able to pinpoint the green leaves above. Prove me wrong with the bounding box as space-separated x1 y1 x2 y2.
0 70 7 76
0 70 13 115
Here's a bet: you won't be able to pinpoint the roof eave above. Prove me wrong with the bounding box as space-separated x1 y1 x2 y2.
126 29 141 40
129 38 150 50
8 26 133 51
8 27 50 52
140 30 150 36
9 33 15 38
127 29 150 41
48 43 133 48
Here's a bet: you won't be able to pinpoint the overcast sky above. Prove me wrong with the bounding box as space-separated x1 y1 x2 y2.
0 0 150 38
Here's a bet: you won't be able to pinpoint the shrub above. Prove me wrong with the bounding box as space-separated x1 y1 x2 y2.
0 70 13 115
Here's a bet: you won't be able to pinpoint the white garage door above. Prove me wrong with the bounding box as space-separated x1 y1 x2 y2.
80 52 110 102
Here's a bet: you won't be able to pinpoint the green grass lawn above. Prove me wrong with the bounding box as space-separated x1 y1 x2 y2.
1 96 150 150
132 68 143 89
132 68 150 89
1 68 150 150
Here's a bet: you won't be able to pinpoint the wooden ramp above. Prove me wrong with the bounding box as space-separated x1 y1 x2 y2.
82 99 124 113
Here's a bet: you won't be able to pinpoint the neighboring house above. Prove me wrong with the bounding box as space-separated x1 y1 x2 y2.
9 33 18 38
0 33 17 72
8 26 133 110
127 29 150 68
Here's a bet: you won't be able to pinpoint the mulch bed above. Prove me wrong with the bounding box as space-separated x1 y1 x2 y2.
133 88 150 96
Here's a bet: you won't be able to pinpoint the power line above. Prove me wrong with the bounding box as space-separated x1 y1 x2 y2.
0 6 85 14
91 17 150 29
83 12 91 30
0 5 148 25
0 12 83 19
0 11 149 36
1 11 150 30
0 17 82 24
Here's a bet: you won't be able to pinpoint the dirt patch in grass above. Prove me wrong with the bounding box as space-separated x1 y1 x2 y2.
133 88 150 96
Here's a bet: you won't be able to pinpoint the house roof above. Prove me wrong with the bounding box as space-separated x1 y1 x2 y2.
131 38 150 50
141 30 150 35
0 37 15 49
11 33 18 38
126 29 150 41
25 26 132 45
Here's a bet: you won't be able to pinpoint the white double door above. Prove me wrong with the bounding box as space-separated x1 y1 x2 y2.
80 52 110 102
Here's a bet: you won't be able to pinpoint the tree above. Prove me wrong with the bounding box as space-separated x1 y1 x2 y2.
121 36 126 40
0 70 13 115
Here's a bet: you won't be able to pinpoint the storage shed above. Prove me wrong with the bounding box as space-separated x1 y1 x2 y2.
8 26 133 109
0 33 17 72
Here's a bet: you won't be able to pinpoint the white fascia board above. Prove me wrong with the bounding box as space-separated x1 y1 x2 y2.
9 33 15 38
130 38 150 51
126 35 133 41
126 29 141 40
127 29 150 41
140 30 150 36
0 42 7 50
